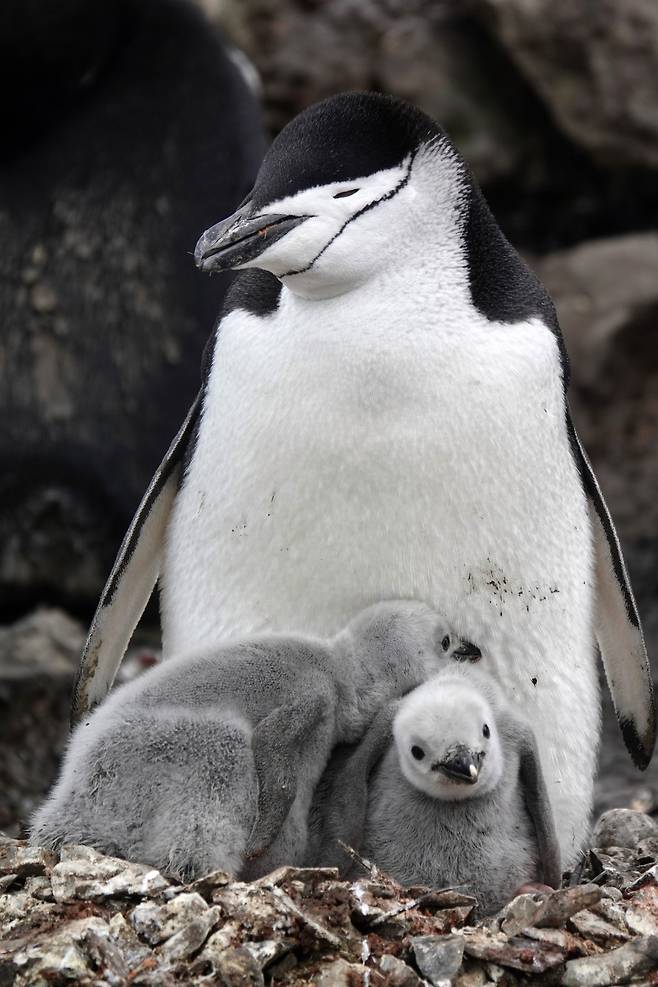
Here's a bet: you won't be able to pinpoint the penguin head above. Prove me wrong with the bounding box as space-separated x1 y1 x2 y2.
195 92 466 299
341 599 482 697
393 672 504 802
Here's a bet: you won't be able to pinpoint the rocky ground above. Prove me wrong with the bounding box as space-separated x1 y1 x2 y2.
2 809 658 986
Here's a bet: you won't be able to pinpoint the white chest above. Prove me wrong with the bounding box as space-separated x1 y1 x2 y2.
163 288 592 657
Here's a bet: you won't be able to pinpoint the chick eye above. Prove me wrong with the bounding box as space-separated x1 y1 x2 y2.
483 724 490 739
333 188 359 198
441 635 450 652
411 745 425 761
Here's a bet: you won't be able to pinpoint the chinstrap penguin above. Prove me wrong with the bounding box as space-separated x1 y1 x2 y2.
313 664 561 915
72 92 654 867
33 600 460 880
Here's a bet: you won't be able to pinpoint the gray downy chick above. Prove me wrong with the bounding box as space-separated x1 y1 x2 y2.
313 663 561 915
31 599 452 881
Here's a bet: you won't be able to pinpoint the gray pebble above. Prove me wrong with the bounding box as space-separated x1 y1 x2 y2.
592 808 658 850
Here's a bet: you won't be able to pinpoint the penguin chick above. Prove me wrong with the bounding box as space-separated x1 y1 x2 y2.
31 599 457 881
393 672 502 801
314 664 561 914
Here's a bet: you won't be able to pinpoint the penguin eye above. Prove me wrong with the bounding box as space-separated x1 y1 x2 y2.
483 724 490 739
333 188 359 199
441 635 450 652
411 745 425 761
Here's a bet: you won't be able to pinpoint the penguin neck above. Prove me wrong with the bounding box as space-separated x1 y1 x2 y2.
278 239 473 324
278 169 472 312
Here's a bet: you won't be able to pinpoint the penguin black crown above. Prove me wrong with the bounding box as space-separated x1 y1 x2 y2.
194 90 556 334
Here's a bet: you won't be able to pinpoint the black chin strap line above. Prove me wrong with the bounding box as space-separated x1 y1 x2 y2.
281 151 417 278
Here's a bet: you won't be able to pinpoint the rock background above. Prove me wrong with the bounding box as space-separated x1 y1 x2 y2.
0 0 265 618
1 0 658 833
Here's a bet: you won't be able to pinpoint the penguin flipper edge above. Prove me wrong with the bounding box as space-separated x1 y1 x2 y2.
70 391 203 728
568 412 656 769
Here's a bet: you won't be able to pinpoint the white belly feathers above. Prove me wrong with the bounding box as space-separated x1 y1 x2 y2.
163 288 592 655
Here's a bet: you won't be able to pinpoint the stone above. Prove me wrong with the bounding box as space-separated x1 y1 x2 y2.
624 882 658 935
316 958 368 986
497 894 546 937
23 875 54 901
454 961 488 987
185 870 231 898
10 916 111 985
194 920 243 970
82 922 130 983
212 946 267 986
592 808 658 850
592 896 630 930
625 905 658 936
461 931 565 975
158 905 222 962
523 925 585 953
411 935 465 985
534 235 658 388
562 935 658 986
130 892 209 945
271 885 344 949
589 847 640 887
0 610 83 676
51 844 170 901
533 885 603 928
379 953 427 986
476 0 658 167
242 938 294 970
636 837 658 859
568 908 629 943
0 889 58 931
0 610 85 836
256 865 340 888
0 843 56 878
107 913 153 969
267 951 299 979
12 940 89 985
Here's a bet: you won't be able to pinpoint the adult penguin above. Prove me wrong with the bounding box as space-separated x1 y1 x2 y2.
0 0 264 612
73 92 654 865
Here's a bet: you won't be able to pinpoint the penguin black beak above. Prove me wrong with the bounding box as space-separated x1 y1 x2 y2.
194 200 312 273
453 640 482 663
433 746 482 784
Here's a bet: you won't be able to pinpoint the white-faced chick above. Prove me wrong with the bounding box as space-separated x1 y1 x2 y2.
315 663 561 915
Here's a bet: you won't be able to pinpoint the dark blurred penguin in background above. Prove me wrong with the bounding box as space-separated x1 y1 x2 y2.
0 0 265 616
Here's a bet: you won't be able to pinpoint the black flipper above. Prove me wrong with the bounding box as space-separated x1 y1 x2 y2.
70 391 203 726
567 411 655 769
246 693 331 857
316 701 399 873
502 711 562 889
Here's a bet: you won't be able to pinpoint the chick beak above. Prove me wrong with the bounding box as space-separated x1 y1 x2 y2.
434 746 481 784
452 641 482 663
